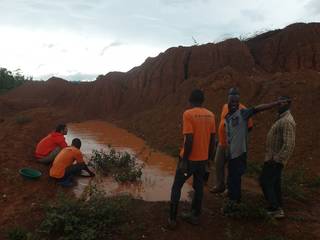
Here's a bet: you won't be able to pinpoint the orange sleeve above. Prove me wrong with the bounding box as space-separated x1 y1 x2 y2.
182 112 193 134
220 104 228 121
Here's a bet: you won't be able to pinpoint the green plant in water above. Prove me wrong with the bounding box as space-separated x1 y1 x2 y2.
89 148 143 183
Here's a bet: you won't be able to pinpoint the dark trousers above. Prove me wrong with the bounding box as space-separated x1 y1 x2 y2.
170 160 207 216
259 161 283 210
59 163 87 182
227 153 247 202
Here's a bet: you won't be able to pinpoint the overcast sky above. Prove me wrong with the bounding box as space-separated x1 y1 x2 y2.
0 0 319 81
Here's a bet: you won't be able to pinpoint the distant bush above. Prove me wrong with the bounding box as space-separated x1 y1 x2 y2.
89 148 143 182
0 68 32 94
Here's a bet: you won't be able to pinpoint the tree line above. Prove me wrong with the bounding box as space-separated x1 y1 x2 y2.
0 68 32 94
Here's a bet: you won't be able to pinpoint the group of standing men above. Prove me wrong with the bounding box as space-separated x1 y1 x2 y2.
168 88 296 228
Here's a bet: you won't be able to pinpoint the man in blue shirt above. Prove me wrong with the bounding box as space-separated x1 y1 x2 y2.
223 93 290 214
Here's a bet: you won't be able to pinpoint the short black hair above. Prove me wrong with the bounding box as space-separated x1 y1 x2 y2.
72 138 81 149
189 89 204 104
228 87 239 96
55 124 66 133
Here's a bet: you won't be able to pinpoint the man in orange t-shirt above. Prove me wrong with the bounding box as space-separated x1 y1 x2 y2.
210 88 253 193
168 89 216 228
50 138 94 187
35 124 68 164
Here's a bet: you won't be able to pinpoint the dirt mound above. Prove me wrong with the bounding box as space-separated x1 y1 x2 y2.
246 22 320 72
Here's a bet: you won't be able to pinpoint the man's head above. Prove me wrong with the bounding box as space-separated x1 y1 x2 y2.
278 96 291 114
228 87 240 96
189 89 204 106
71 138 81 149
55 124 68 135
228 88 240 113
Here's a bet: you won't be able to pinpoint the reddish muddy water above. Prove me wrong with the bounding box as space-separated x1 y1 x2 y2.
66 120 192 201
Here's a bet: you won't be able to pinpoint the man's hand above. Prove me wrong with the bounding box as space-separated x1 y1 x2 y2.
84 164 95 177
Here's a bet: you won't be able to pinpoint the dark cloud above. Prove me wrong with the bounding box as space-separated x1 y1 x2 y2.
100 41 123 56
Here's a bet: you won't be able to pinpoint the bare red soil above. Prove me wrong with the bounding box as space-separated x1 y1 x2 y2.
0 22 320 239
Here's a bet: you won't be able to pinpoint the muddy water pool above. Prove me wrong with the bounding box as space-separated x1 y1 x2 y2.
65 120 192 201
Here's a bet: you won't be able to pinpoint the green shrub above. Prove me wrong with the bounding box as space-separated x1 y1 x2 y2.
0 67 32 94
6 227 38 240
222 200 270 220
39 192 132 240
6 228 28 240
282 168 306 201
89 148 143 182
307 176 320 188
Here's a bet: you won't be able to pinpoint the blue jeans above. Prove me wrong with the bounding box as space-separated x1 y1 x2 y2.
227 153 247 202
59 163 87 182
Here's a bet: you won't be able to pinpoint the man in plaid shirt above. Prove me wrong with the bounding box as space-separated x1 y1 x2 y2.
260 96 296 219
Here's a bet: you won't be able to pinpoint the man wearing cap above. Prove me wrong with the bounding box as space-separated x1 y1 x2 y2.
210 88 253 194
168 89 216 228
